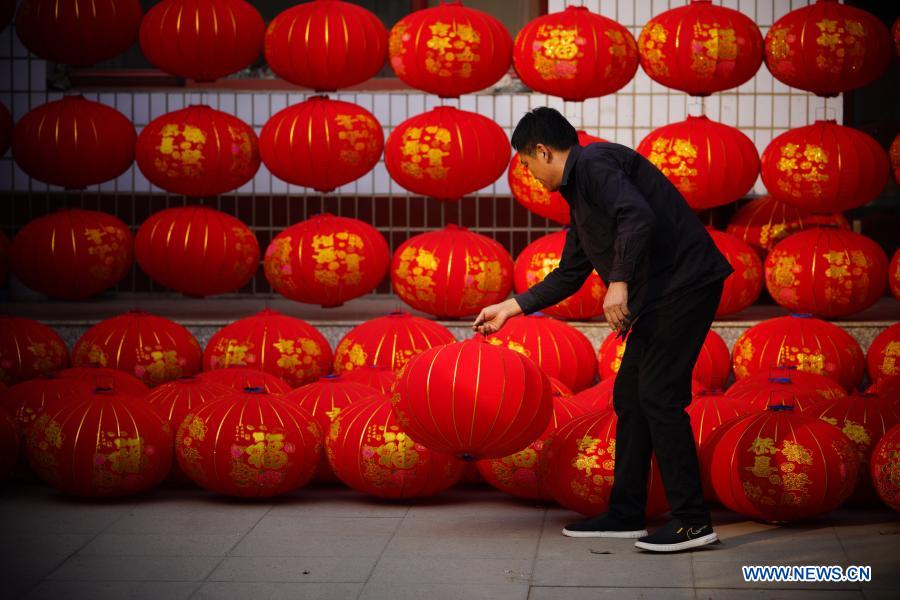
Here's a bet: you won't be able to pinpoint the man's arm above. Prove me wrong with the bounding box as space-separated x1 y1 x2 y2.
513 225 594 315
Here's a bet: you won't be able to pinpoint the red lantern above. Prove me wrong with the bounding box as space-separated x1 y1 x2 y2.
391 225 513 319
572 379 615 412
702 406 859 522
540 410 668 517
0 317 68 386
333 312 455 374
264 214 389 307
389 1 512 98
260 96 384 193
391 338 554 460
726 195 850 260
136 105 260 197
637 115 759 210
508 131 605 225
686 391 750 451
895 16 900 59
140 0 264 82
870 423 900 511
548 376 573 397
204 310 333 387
0 101 12 158
728 367 847 408
57 367 150 398
891 134 900 185
0 409 16 479
26 387 172 497
0 375 92 436
15 0 142 66
486 315 597 392
867 323 900 383
135 206 259 297
197 367 291 395
72 311 202 388
384 107 509 200
340 365 396 394
513 6 638 101
13 96 136 189
513 230 607 320
732 314 864 392
707 229 763 317
891 249 900 301
175 388 322 498
638 0 762 96
760 121 889 213
144 377 232 434
764 0 891 97
867 375 900 400
765 228 888 318
265 1 387 91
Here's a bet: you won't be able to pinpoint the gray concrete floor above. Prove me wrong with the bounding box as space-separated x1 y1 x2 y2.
1 479 897 600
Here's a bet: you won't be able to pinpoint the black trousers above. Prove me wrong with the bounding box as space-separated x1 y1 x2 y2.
608 278 725 526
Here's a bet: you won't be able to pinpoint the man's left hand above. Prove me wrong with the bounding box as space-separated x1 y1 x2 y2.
604 281 630 332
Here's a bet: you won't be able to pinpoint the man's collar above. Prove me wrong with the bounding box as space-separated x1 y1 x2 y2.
559 144 582 188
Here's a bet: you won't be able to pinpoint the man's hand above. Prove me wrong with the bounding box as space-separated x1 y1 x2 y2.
604 281 630 333
472 298 523 336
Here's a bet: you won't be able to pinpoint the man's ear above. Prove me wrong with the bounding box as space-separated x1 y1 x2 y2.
534 143 552 164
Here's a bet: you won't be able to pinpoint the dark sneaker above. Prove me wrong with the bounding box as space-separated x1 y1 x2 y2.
562 513 648 538
634 519 719 552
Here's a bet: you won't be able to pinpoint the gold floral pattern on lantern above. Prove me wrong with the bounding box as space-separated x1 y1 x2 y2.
334 113 382 166
532 24 584 79
460 255 504 310
509 159 551 206
263 236 294 293
733 336 755 379
775 143 830 198
232 226 257 280
334 339 369 371
814 18 868 73
767 25 792 61
272 338 326 381
570 434 616 503
393 246 439 304
638 22 669 77
743 436 814 506
691 23 737 77
646 137 699 193
399 126 452 180
311 232 366 287
423 21 481 79
85 225 130 282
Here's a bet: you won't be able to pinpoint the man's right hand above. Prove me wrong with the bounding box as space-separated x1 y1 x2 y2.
472 298 523 336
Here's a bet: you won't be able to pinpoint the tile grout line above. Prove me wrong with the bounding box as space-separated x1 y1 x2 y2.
526 505 550 597
355 503 411 600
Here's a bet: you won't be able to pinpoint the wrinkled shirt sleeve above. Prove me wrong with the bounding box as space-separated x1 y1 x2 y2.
513 225 593 315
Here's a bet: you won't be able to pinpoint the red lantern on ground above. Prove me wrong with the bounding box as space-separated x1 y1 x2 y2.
733 314 864 392
765 228 888 318
0 376 93 438
265 0 387 91
204 310 333 388
867 323 900 383
0 317 69 386
637 115 759 210
686 391 750 451
384 107 509 200
707 229 763 317
513 5 638 101
572 379 615 412
0 409 17 479
144 377 232 435
513 230 607 320
340 365 396 394
136 105 260 197
389 1 512 98
140 0 264 82
196 367 291 395
264 214 389 307
175 387 322 498
260 97 384 193
13 96 136 189
391 225 513 319
15 0 142 66
72 311 202 388
891 250 900 301
870 423 900 511
764 0 891 97
725 374 837 413
26 387 172 497
333 312 455 374
57 367 149 398
867 375 900 400
486 315 597 392
391 337 554 460
760 121 889 213
638 0 762 95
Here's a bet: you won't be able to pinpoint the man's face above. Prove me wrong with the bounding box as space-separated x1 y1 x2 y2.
518 144 561 192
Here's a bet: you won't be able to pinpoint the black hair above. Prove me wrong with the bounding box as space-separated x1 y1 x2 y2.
510 107 579 155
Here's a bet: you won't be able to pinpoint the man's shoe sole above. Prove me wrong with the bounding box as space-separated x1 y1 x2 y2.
562 528 649 538
634 532 719 552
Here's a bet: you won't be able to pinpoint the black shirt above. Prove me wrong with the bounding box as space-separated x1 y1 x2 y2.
513 142 734 330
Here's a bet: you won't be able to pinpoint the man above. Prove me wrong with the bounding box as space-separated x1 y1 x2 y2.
473 107 733 553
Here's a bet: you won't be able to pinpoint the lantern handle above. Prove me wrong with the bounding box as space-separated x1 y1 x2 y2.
766 389 796 412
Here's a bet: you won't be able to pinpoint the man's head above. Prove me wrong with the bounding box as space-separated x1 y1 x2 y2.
511 107 579 192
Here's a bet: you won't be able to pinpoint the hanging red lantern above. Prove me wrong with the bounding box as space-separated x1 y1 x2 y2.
57 366 149 398
0 375 91 435
389 0 512 98
26 387 172 497
15 0 142 66
867 323 900 383
72 311 202 388
765 228 888 318
340 365 396 394
264 214 389 307
871 423 900 511
891 250 900 301
707 228 763 317
140 0 264 82
391 337 554 460
196 367 291 395
760 121 889 213
265 1 387 91
732 314 864 391
0 409 16 479
638 0 762 96
486 315 597 392
175 387 322 498
333 312 455 375
13 96 136 189
0 317 68 386
260 96 384 193
637 115 759 210
384 106 509 200
726 195 850 260
702 405 859 522
204 310 333 387
391 225 513 319
513 5 638 101
508 131 605 225
513 230 607 320
136 105 260 197
764 0 891 97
